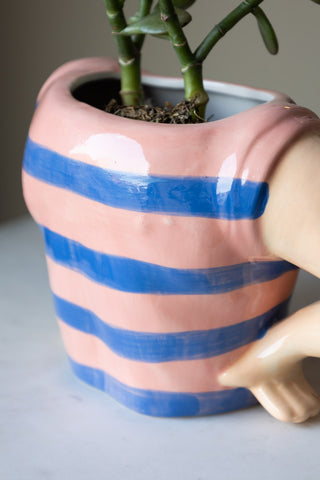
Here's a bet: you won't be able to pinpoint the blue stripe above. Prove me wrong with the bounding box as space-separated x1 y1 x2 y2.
23 136 269 219
68 357 257 416
42 226 298 295
54 294 290 362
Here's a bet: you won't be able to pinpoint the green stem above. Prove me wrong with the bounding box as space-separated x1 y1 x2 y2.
195 0 265 63
104 0 143 105
132 0 154 50
159 0 208 119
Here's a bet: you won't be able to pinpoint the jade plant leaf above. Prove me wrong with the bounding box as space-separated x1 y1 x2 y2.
252 7 279 55
310 0 320 4
120 7 192 36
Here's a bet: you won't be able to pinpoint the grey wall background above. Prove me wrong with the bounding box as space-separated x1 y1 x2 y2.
1 0 319 223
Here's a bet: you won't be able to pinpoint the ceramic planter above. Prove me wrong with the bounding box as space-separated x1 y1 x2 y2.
22 57 319 417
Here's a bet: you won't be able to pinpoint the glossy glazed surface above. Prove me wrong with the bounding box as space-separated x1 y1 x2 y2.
22 58 320 416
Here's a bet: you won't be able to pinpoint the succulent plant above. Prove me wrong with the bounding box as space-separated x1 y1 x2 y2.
104 0 319 121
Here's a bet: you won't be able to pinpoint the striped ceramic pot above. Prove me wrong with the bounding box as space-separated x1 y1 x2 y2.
22 57 311 417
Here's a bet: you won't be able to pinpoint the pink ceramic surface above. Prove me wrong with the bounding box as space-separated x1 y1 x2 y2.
22 57 320 417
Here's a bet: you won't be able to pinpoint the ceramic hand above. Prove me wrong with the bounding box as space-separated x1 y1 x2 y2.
219 303 320 423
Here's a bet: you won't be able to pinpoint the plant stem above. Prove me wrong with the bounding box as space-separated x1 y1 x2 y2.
195 0 266 63
132 0 154 50
104 0 143 105
159 0 208 119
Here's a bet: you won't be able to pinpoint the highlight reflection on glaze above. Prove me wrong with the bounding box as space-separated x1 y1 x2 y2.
70 133 150 174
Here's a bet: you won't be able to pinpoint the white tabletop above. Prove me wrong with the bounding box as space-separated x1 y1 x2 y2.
1 216 320 480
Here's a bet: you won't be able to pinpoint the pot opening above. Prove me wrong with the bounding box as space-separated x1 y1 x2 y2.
72 75 275 122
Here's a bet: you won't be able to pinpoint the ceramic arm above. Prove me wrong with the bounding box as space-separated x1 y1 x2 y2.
219 132 320 423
